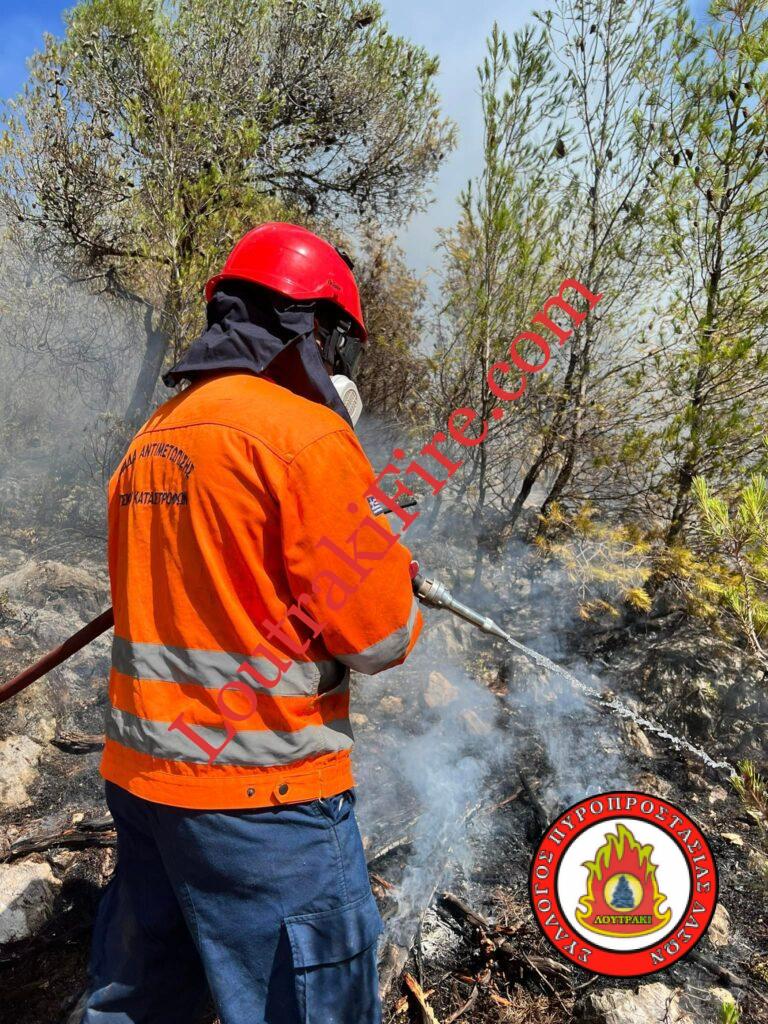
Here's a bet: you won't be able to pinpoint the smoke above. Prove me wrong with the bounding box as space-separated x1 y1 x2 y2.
0 239 142 537
353 621 508 943
350 418 642 945
352 416 627 945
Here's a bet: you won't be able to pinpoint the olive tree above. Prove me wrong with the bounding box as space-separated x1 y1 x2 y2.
0 0 454 424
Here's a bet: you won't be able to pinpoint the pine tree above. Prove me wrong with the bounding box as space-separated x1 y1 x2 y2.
644 0 768 545
433 21 566 581
610 875 636 909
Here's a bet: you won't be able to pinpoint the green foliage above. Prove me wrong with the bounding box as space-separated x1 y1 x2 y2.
536 503 654 620
354 225 428 421
731 759 768 827
719 998 741 1024
694 472 768 665
642 0 768 543
433 20 567 547
0 0 454 419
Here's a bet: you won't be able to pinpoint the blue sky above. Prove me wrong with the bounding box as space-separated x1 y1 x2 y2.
0 1 712 282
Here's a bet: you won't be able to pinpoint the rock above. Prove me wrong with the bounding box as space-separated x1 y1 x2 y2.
708 785 728 805
422 671 459 709
379 695 404 716
0 559 108 622
684 680 717 740
623 719 654 758
635 772 673 800
349 712 369 728
0 860 61 946
458 708 492 735
425 619 464 661
0 735 43 809
746 847 768 877
721 832 744 847
47 850 76 870
707 903 731 948
575 983 695 1024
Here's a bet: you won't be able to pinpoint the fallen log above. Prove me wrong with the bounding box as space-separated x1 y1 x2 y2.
50 734 104 755
5 814 115 862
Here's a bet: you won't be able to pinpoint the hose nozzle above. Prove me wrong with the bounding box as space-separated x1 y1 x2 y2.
410 563 509 642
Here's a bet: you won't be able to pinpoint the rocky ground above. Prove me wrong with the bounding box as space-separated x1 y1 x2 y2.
0 514 766 1024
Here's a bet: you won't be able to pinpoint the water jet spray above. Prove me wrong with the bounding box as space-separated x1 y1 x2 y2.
410 563 736 779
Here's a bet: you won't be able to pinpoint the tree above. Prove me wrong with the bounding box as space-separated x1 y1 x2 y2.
434 22 566 579
506 0 682 533
354 225 429 422
610 874 635 909
644 0 768 546
0 0 455 425
694 471 768 669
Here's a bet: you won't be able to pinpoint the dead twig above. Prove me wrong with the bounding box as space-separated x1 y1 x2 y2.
370 871 396 891
476 785 523 817
520 950 570 1016
440 892 492 935
689 950 768 1007
443 985 478 1024
379 783 528 1001
367 837 413 868
403 972 440 1024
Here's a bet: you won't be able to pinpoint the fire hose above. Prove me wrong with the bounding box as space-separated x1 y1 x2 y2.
0 530 736 775
0 564 492 706
0 608 114 705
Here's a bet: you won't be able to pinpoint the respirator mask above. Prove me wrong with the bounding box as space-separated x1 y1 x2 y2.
316 313 365 427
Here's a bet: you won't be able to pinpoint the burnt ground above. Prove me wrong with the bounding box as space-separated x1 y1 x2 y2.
376 698 768 1024
0 519 767 1024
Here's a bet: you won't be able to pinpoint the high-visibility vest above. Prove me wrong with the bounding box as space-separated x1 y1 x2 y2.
101 372 421 809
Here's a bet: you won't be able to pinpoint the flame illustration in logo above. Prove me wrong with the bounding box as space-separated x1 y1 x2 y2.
576 823 672 938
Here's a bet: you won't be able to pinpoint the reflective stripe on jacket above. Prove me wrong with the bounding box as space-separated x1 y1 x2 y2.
101 372 422 809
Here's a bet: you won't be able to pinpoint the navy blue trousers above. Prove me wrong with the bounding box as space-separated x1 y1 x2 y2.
81 781 383 1024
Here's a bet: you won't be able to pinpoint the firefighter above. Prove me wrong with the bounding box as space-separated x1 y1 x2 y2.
80 223 422 1024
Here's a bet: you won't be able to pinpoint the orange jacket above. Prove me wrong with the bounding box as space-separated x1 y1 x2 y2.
101 372 421 809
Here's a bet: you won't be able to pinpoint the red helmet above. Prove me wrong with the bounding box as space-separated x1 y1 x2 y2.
205 222 367 341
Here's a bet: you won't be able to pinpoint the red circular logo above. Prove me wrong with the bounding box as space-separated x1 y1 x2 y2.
528 790 718 977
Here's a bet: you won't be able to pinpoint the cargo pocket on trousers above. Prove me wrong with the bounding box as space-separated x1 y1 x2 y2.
284 892 384 1024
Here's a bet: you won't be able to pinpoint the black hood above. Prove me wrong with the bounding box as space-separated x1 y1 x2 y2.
163 280 352 425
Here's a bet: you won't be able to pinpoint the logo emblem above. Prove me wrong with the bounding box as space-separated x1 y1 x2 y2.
576 823 671 938
529 791 718 977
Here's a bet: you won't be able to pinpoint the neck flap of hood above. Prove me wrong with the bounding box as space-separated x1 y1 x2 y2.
162 281 352 426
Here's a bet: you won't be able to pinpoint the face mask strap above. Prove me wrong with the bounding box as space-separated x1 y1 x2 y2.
320 316 361 379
